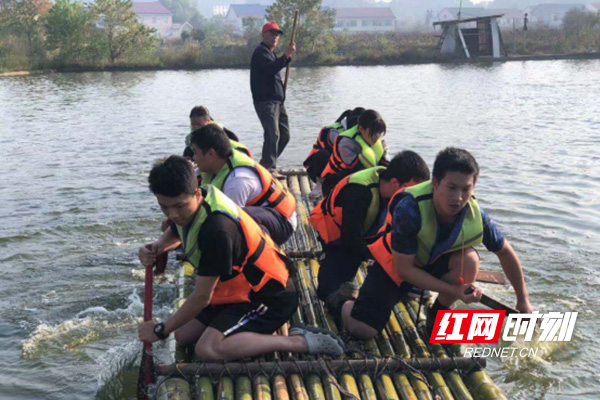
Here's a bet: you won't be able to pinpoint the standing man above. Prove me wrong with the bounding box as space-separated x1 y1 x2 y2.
250 21 296 174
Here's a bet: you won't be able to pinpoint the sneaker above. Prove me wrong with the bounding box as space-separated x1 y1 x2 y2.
289 324 346 356
308 181 323 199
325 281 359 315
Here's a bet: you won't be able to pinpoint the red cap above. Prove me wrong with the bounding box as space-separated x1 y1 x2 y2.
262 21 283 34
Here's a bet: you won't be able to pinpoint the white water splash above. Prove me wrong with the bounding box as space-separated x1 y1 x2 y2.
22 289 144 358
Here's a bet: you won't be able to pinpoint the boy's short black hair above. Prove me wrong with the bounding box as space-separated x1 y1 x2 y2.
358 109 386 138
347 107 366 128
432 147 479 182
189 105 210 119
190 124 233 159
380 150 430 184
149 155 198 197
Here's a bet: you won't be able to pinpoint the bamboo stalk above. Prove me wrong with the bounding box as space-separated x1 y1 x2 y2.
338 373 360 400
357 374 378 400
295 260 319 327
402 299 474 400
306 374 326 400
254 375 272 400
407 372 433 400
391 373 418 400
375 375 400 400
217 376 234 400
273 375 290 400
386 313 411 358
156 377 192 400
308 259 338 334
155 359 487 380
322 375 343 400
235 376 252 400
197 377 215 400
288 374 309 400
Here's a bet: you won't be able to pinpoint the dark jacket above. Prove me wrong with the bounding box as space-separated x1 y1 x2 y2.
250 42 291 103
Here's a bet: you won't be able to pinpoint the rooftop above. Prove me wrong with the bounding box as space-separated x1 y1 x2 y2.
334 7 396 19
229 4 268 17
132 2 172 15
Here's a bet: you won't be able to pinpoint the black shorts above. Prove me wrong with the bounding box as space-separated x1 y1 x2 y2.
195 290 298 337
351 263 412 332
351 254 453 332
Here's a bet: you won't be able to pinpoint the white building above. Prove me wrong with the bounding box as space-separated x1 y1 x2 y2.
334 8 397 33
224 4 267 33
132 2 173 37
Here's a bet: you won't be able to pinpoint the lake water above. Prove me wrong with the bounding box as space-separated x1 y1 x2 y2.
1 60 599 399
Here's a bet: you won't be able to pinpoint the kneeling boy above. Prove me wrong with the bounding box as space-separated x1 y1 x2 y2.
342 147 533 339
138 156 344 361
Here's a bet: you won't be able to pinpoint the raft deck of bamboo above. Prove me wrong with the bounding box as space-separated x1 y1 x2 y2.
154 169 508 400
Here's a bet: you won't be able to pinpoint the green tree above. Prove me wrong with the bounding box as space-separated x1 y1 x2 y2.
266 0 335 53
159 0 196 23
0 0 51 51
45 0 96 63
92 0 156 64
562 8 599 51
242 17 262 45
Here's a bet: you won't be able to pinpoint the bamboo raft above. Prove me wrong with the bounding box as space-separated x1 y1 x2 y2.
153 169 508 400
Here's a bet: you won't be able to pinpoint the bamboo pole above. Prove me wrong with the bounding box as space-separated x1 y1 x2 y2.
197 377 215 400
289 374 309 400
391 373 418 400
375 375 400 400
156 358 487 378
254 375 272 400
322 375 343 400
273 375 290 400
156 377 192 400
217 377 234 400
338 373 360 400
283 9 300 94
306 374 327 400
235 376 253 400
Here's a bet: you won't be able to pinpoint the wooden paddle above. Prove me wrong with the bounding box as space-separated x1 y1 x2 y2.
480 293 519 314
464 284 519 314
137 263 156 400
476 269 506 285
283 9 299 94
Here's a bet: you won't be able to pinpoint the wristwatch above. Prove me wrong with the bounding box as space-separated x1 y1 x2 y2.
153 322 169 340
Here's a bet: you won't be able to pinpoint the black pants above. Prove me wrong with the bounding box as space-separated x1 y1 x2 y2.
254 101 290 170
305 149 331 183
316 244 364 301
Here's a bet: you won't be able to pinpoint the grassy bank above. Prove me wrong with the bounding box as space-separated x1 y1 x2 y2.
1 29 599 74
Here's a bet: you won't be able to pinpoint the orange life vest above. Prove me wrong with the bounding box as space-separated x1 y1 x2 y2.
303 122 342 168
204 151 297 219
178 186 289 305
321 126 386 180
367 188 406 286
309 167 385 246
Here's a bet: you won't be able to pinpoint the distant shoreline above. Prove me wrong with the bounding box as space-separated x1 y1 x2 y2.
2 51 599 77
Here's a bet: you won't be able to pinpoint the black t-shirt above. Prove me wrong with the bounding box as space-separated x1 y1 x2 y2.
335 184 383 258
250 42 290 103
171 212 284 298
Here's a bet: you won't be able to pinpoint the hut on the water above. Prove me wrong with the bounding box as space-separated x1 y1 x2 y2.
433 15 508 59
